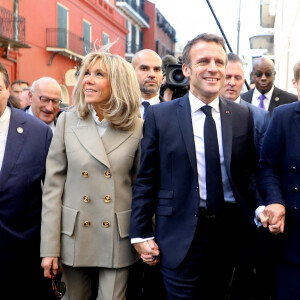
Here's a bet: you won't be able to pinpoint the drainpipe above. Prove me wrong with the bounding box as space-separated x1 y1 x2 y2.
13 0 18 41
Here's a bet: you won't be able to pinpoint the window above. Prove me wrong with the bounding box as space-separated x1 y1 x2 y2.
57 3 68 48
156 40 160 55
103 33 109 46
83 20 91 55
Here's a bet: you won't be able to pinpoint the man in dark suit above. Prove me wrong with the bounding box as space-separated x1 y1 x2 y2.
241 56 297 116
130 33 266 300
258 101 300 299
0 63 53 298
220 53 270 155
128 49 167 300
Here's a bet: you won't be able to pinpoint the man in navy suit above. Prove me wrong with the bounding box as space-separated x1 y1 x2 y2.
130 33 266 300
220 53 270 155
259 101 300 299
241 56 297 116
0 63 53 298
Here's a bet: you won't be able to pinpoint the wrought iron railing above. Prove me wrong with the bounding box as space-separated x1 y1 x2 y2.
117 0 149 23
46 28 94 56
125 40 143 54
0 6 26 44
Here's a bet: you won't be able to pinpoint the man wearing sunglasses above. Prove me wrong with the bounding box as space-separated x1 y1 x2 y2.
242 56 297 116
25 77 62 132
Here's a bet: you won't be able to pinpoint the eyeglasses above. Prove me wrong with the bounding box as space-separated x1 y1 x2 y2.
39 96 62 107
51 272 66 298
254 71 274 78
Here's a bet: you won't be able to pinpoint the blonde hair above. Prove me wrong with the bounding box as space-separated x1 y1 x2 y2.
72 51 141 130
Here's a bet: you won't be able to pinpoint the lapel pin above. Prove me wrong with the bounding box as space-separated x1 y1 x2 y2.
226 110 230 114
275 97 279 101
17 127 23 134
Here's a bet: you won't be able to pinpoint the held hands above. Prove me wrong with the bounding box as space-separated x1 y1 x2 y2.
258 203 285 235
41 257 59 278
133 240 160 266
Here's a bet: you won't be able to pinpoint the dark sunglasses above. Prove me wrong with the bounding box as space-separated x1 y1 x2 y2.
254 71 274 78
51 270 66 298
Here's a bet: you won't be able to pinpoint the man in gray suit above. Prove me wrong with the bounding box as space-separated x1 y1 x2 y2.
241 56 297 116
220 53 270 155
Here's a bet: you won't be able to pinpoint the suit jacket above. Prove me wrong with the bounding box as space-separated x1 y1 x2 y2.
0 102 52 278
259 101 300 264
130 94 263 269
241 86 298 116
40 111 143 268
240 98 270 156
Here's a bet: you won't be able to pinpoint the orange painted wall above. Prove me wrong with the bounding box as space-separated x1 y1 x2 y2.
0 0 127 103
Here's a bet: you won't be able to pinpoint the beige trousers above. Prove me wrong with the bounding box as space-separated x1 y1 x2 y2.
62 264 129 300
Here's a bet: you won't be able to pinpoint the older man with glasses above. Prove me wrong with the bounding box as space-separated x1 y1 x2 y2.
25 77 62 132
241 56 297 116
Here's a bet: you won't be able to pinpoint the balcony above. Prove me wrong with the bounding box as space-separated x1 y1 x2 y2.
0 6 30 49
116 0 149 28
157 10 176 42
46 28 93 63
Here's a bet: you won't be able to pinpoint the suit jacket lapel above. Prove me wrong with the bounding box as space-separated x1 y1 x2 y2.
219 98 232 176
101 125 133 154
0 107 27 187
72 113 111 168
268 86 281 114
177 95 198 176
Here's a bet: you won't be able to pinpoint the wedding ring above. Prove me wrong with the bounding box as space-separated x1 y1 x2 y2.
265 216 270 222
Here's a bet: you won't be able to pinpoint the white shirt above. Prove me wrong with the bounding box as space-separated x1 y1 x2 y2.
0 106 11 172
251 86 275 110
92 109 110 137
234 96 241 104
139 94 160 117
189 92 235 206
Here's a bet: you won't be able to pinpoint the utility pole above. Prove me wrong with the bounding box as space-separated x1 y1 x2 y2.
237 0 242 54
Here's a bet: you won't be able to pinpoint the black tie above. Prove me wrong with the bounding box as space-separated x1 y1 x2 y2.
200 105 224 212
142 101 150 119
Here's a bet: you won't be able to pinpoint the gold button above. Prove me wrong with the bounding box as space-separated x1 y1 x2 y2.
103 221 110 228
104 170 111 178
84 221 91 227
83 195 90 203
104 195 111 203
82 171 89 178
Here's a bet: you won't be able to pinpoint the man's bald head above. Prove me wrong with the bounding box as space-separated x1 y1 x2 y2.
29 77 62 124
251 56 276 94
132 49 163 100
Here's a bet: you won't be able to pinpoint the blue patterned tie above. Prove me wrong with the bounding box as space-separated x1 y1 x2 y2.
201 105 224 212
142 101 150 119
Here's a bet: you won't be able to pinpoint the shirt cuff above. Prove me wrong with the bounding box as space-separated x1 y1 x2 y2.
254 205 266 227
131 237 155 244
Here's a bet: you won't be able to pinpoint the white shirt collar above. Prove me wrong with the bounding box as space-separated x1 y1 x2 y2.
141 94 160 106
189 91 220 114
253 85 275 100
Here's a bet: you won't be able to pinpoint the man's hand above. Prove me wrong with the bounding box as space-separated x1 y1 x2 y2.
134 240 160 266
263 203 286 235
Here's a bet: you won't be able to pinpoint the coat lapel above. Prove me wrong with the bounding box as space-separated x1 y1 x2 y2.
101 126 133 155
0 106 27 187
177 95 198 176
268 86 281 113
219 98 232 176
71 113 111 168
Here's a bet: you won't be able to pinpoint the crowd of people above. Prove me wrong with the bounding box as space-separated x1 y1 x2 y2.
1 32 300 300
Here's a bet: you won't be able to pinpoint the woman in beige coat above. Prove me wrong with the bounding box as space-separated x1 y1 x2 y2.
40 50 143 300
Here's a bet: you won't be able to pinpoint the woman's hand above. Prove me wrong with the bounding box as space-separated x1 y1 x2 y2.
41 257 59 278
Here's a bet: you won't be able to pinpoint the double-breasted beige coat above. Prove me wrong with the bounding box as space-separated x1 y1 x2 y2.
40 111 142 268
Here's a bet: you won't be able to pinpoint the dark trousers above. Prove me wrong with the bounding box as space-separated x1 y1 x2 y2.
126 259 167 300
160 203 269 300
